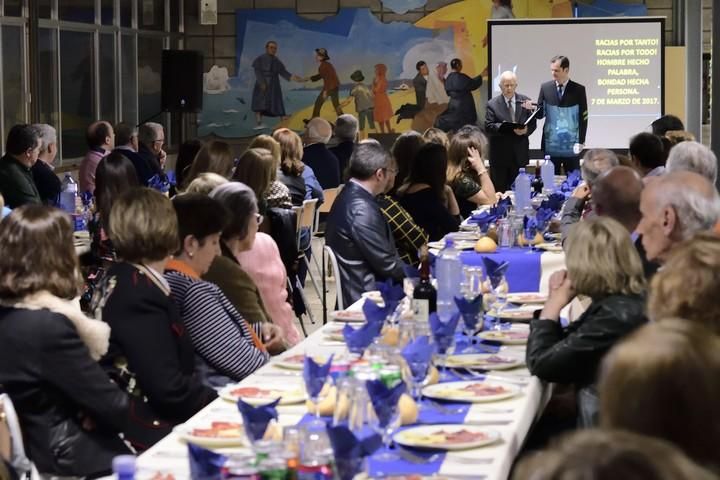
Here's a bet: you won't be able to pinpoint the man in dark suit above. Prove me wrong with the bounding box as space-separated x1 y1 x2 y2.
536 55 588 174
302 117 341 189
485 71 537 192
413 61 428 110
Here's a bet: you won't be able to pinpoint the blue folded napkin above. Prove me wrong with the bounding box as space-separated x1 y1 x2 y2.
327 425 382 480
80 191 93 208
147 173 171 193
188 443 227 480
366 379 406 428
343 321 384 355
362 298 395 325
401 335 434 381
560 170 581 192
376 279 405 306
429 312 461 354
541 192 566 212
468 211 498 228
454 294 483 332
303 354 335 398
237 398 279 442
481 257 510 289
166 169 177 186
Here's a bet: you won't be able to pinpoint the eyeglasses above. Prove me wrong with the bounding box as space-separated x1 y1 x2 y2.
255 213 264 225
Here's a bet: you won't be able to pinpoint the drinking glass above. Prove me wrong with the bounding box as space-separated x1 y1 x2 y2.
489 275 509 330
369 400 401 462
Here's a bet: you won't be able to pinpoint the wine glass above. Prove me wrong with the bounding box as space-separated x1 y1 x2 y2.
489 275 509 331
369 399 401 462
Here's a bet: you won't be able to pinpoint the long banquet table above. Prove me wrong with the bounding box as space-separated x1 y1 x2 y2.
136 298 552 479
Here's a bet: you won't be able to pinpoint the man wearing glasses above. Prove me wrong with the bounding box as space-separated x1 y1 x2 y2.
134 122 167 186
325 141 407 307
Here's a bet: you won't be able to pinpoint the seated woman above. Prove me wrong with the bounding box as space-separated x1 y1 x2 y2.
389 130 425 194
599 319 720 473
94 187 217 448
273 128 321 205
248 134 293 209
82 152 139 309
0 206 132 477
206 182 302 347
647 232 720 334
446 126 497 217
165 194 270 386
184 172 229 196
526 217 647 427
397 143 460 241
181 140 234 190
232 148 276 215
171 139 203 196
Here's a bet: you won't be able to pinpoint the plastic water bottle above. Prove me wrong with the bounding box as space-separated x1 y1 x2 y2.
541 155 555 191
435 238 463 321
112 455 136 480
59 173 78 215
513 168 531 212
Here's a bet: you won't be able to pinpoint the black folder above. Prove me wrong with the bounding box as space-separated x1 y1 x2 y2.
498 107 541 133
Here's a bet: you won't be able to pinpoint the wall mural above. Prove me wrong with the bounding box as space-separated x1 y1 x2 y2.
198 0 644 139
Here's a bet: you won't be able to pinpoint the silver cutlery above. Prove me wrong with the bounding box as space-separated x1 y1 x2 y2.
397 448 441 464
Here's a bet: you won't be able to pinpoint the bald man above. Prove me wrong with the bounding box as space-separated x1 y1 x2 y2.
592 166 659 277
79 120 114 193
637 171 720 263
302 117 340 189
485 71 537 192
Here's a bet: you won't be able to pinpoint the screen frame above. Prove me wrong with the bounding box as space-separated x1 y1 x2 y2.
487 16 666 153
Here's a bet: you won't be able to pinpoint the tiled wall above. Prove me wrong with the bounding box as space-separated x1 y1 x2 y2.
185 0 713 78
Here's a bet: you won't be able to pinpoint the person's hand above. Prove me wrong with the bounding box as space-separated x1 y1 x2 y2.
513 127 528 136
573 143 585 155
540 270 575 320
158 149 167 169
290 74 302 82
262 323 286 355
467 146 487 175
521 99 535 111
572 183 590 200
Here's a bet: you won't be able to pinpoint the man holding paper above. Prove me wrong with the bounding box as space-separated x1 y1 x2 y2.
485 71 537 192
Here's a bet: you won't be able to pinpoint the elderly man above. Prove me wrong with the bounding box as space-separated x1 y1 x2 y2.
302 117 340 189
560 149 619 242
79 120 114 193
485 70 537 192
637 171 720 263
329 114 358 180
591 166 659 277
0 124 41 208
30 124 61 206
325 142 406 306
133 122 166 186
665 141 718 183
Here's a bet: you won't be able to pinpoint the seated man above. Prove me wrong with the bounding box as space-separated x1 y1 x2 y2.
665 140 717 184
591 166 659 278
560 149 618 242
79 121 114 193
302 117 340 189
329 114 357 181
325 142 406 306
132 122 166 186
629 132 666 178
637 171 720 264
0 124 42 208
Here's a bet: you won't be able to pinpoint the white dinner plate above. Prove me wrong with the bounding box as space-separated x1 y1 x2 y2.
393 424 501 451
273 354 328 370
174 422 246 448
506 292 547 305
219 384 306 405
422 380 520 403
329 310 366 323
441 353 524 370
477 328 529 345
535 242 563 252
486 308 536 321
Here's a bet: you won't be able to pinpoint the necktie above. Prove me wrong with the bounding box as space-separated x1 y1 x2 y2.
557 83 564 101
508 99 514 120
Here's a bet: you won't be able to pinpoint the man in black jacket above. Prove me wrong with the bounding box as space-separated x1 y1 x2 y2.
485 71 537 192
302 117 341 189
536 55 588 174
325 142 406 307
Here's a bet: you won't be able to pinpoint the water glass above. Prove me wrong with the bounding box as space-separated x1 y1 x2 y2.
497 219 513 248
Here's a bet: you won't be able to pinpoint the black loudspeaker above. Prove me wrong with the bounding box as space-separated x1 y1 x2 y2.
161 50 204 112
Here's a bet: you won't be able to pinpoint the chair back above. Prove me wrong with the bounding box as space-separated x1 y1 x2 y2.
323 245 344 310
299 199 318 230
291 205 303 234
317 185 343 214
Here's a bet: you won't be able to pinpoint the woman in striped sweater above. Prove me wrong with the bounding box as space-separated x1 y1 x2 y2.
165 193 269 387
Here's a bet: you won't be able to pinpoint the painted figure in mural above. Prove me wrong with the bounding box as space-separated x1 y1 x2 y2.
412 61 450 133
251 40 303 130
373 64 394 134
491 0 515 19
306 48 343 120
341 70 375 140
413 61 428 110
435 58 483 133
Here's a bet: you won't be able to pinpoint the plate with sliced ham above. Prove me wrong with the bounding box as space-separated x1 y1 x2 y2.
440 353 524 370
219 384 306 405
422 381 520 403
273 354 329 370
329 310 366 323
477 327 529 345
174 421 246 448
394 424 501 450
